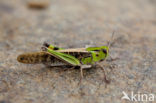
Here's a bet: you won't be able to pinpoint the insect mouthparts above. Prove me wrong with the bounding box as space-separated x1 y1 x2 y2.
41 47 48 51
43 42 50 47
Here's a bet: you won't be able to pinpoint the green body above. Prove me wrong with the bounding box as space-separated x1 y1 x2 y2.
44 43 109 66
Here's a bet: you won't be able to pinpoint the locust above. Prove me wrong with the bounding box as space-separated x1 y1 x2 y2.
17 33 115 83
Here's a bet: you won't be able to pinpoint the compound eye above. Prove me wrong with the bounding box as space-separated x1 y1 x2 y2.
102 49 107 54
54 47 59 50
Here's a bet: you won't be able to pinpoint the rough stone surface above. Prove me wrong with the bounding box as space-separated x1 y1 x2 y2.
0 0 156 103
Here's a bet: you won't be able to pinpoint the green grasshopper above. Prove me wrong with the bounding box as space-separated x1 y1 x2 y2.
17 33 115 83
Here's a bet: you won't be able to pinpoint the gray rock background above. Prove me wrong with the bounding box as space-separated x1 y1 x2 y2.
0 0 156 103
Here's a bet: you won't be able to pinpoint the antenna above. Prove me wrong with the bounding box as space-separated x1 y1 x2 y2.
107 31 115 49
